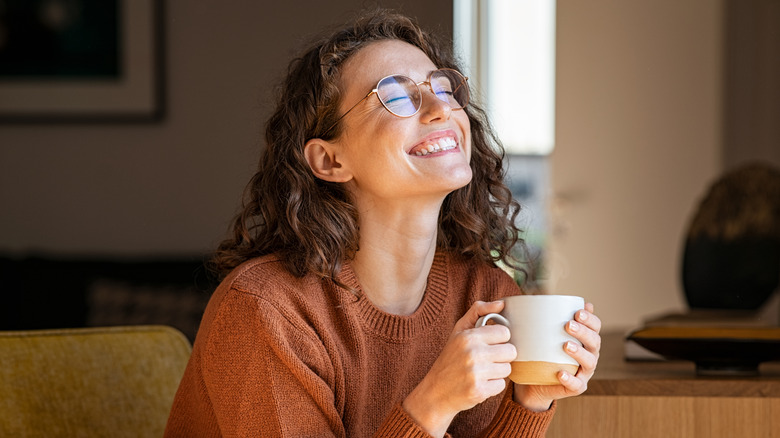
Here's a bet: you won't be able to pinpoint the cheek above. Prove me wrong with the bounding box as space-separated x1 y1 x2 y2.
461 128 473 165
465 133 473 162
456 113 472 158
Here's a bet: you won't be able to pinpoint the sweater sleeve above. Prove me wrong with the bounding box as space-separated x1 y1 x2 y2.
201 288 344 437
374 404 447 438
477 385 556 438
374 387 555 438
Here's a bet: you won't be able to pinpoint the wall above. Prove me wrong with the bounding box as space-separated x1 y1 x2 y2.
724 0 780 170
0 0 453 257
550 0 724 329
0 1 734 332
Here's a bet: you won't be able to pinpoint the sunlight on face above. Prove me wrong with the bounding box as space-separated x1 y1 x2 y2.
333 40 473 207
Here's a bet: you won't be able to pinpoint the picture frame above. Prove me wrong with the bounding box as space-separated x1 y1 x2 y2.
0 0 164 122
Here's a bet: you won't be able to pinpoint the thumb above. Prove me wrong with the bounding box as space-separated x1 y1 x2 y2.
454 300 505 332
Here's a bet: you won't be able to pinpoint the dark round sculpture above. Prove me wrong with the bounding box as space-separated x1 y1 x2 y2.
681 162 780 310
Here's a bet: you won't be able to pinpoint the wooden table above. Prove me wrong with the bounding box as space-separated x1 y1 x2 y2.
546 331 780 437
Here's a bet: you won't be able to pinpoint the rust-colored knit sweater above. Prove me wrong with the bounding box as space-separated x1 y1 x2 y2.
165 251 555 437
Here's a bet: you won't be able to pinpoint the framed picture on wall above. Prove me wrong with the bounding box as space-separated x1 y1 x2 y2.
0 0 164 122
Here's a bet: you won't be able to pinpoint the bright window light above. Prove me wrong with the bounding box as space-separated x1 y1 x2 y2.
454 0 556 155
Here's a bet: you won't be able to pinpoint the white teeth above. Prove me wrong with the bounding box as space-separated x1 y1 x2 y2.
412 137 457 156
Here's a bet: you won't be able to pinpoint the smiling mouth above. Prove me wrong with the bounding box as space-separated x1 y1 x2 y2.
409 137 458 156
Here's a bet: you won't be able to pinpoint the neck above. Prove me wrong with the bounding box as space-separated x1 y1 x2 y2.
350 197 444 315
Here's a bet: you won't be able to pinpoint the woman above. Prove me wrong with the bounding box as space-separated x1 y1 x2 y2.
166 10 601 438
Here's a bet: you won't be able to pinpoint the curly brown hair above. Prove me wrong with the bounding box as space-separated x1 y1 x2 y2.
211 9 526 284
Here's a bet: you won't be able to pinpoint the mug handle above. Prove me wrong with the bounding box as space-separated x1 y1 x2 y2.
475 313 510 328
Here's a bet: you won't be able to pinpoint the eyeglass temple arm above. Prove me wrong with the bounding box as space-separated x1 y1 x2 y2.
320 89 377 137
453 76 468 95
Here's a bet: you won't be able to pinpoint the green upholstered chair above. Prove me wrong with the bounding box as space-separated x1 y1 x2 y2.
0 325 192 437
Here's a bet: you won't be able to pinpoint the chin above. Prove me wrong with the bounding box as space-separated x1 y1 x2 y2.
448 167 474 191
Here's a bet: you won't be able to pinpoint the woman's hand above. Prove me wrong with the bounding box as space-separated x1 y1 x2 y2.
402 300 517 438
513 302 602 412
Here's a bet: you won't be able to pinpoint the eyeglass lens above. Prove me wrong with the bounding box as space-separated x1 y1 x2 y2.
377 69 469 117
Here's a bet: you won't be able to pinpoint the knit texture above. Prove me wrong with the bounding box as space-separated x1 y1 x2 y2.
164 251 555 437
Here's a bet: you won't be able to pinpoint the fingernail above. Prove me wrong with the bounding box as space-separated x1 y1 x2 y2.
569 321 580 332
560 372 569 382
566 341 578 353
578 310 588 321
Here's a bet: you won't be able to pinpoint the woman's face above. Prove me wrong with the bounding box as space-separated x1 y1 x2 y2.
333 39 472 205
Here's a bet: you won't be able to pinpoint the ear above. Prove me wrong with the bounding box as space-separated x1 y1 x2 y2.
303 138 353 183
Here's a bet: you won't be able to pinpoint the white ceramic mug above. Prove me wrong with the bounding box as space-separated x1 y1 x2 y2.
475 294 584 385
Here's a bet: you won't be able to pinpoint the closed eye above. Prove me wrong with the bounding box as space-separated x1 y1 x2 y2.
385 95 413 104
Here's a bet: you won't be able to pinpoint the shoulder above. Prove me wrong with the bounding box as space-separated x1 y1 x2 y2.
191 257 341 405
195 254 340 372
225 254 303 296
211 254 343 329
192 254 343 356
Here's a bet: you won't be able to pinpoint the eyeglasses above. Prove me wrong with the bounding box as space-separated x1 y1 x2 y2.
321 68 469 137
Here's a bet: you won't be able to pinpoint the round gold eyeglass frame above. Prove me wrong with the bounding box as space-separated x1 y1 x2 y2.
319 68 469 137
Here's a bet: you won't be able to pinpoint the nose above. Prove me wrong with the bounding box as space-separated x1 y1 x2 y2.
418 85 452 123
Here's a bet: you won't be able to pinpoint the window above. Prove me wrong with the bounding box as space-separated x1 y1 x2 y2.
453 0 556 155
454 0 556 286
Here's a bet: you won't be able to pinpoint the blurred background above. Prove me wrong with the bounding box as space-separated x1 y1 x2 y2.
0 0 778 337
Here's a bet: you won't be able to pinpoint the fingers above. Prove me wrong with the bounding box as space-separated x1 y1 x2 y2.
474 362 513 388
482 375 509 398
473 324 512 345
511 304 603 407
564 304 602 381
568 305 602 355
455 325 515 362
567 319 601 356
475 360 513 396
460 371 510 407
564 340 597 372
578 304 602 334
557 369 588 394
559 318 598 395
485 337 517 362
430 326 515 409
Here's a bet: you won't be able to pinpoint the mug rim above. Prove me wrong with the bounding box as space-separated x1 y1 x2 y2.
502 294 583 300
